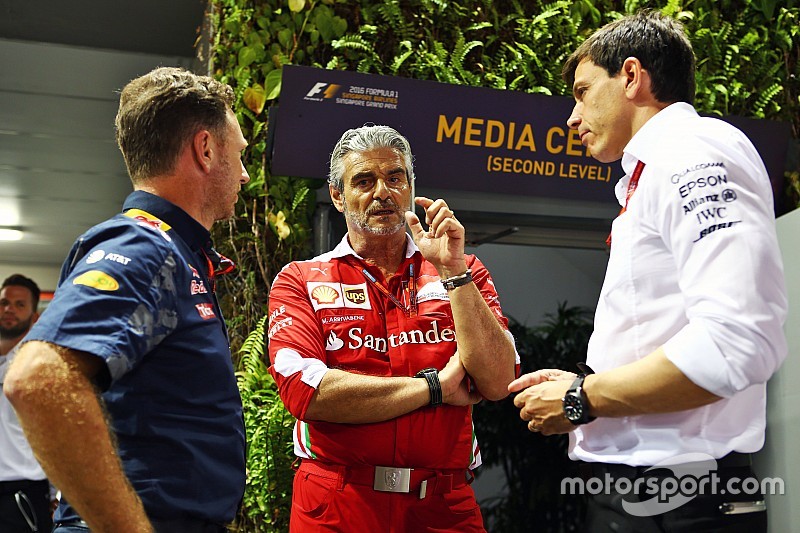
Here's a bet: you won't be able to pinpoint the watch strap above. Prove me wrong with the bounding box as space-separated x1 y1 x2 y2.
441 269 473 291
414 367 442 407
564 375 596 425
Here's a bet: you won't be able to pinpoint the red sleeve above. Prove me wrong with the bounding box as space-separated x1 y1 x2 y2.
467 255 520 377
468 255 508 330
267 263 328 420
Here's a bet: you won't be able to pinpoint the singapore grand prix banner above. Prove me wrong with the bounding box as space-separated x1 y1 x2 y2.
269 65 791 210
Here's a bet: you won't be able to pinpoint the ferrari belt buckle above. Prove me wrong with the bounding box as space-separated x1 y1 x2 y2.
373 466 412 493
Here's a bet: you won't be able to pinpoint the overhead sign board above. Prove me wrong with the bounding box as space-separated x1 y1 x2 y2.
270 65 790 210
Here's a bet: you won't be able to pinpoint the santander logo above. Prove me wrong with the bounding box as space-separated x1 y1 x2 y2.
327 320 455 353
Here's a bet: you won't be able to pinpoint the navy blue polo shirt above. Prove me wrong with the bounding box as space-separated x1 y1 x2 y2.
26 191 245 524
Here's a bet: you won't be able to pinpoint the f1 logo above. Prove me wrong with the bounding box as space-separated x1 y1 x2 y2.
306 82 340 99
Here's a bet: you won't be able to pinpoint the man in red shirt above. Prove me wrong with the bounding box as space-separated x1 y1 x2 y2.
268 125 518 532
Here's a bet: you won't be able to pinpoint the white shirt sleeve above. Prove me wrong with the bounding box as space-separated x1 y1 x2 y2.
657 128 788 397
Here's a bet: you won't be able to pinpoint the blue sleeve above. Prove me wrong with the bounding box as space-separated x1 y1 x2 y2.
26 217 180 385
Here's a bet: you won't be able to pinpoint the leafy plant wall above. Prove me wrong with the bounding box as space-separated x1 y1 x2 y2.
207 1 800 531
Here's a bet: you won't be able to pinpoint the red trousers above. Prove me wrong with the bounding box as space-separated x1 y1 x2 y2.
290 461 485 532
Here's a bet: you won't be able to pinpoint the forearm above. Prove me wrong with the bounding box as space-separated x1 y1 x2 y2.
448 281 516 400
5 342 152 533
584 348 721 417
304 369 431 423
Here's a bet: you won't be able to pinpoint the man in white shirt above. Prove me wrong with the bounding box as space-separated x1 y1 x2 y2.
0 274 53 532
509 10 787 532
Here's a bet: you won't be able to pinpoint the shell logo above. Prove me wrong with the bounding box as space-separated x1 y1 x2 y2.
311 285 340 305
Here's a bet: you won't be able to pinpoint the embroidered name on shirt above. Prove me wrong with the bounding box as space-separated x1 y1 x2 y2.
321 315 364 324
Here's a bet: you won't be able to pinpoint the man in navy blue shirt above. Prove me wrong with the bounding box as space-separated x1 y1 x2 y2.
4 67 250 532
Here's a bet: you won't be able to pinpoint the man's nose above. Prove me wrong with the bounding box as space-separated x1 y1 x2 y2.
240 161 250 184
373 179 391 200
567 103 581 129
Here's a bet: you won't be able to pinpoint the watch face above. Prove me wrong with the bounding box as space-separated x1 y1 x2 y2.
563 394 584 422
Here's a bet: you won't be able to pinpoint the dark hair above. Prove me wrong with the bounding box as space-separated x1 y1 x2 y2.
1 274 40 310
562 10 695 105
115 67 235 183
328 125 415 192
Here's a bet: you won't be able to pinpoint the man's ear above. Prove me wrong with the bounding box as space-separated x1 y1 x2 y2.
192 129 214 173
330 184 345 213
621 57 646 99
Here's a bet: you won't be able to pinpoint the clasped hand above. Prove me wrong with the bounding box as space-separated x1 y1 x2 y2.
438 352 482 406
508 369 577 435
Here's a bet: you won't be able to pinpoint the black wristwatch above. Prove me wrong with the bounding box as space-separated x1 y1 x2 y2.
414 367 443 407
562 375 595 425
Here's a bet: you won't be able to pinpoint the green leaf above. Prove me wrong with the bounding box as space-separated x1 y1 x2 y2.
289 0 306 13
238 46 257 67
265 68 283 100
243 84 266 114
277 28 293 49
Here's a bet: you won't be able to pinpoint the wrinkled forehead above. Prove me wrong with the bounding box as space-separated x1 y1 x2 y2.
343 147 408 177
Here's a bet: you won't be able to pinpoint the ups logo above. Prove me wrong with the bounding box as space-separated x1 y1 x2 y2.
344 288 366 304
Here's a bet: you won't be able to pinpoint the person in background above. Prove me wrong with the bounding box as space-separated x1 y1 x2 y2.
4 66 250 533
0 274 53 532
268 124 519 532
510 10 787 532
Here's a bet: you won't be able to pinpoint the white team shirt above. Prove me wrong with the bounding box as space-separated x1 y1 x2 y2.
0 347 48 481
571 103 788 466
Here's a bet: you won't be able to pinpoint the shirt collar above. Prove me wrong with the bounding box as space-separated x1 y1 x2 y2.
622 102 698 174
328 232 419 261
122 190 213 252
615 102 699 205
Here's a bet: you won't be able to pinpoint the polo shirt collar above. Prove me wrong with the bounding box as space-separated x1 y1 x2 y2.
122 190 212 252
329 232 419 261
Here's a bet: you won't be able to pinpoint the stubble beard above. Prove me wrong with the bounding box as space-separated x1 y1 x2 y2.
344 200 407 236
0 316 33 340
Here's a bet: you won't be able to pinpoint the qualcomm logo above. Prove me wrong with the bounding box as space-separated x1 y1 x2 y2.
304 82 341 101
325 331 344 351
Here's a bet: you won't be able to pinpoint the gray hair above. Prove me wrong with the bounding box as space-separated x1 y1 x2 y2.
328 125 415 191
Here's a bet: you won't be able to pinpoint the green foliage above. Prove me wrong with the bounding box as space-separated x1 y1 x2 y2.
475 303 594 532
207 1 800 530
234 317 295 532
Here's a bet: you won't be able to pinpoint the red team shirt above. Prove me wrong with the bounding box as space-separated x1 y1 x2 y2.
268 235 517 471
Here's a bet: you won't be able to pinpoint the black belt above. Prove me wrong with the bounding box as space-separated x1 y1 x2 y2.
55 517 227 533
580 451 753 479
0 478 49 496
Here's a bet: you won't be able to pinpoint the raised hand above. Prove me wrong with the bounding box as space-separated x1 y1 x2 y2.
405 197 467 278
